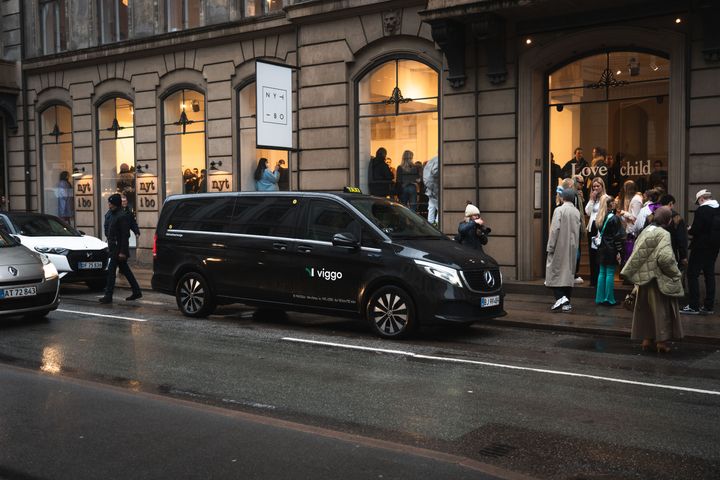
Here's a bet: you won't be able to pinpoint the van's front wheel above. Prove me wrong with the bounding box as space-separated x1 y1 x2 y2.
366 286 416 339
176 272 215 318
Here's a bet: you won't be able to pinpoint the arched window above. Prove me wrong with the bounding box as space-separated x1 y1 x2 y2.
40 105 73 221
548 51 670 199
163 89 206 196
357 58 439 218
238 82 290 191
98 97 135 213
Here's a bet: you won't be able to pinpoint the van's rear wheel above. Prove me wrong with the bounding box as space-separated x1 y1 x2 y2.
176 272 215 318
366 286 416 339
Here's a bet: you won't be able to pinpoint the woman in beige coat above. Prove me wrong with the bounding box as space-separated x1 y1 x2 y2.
620 207 684 353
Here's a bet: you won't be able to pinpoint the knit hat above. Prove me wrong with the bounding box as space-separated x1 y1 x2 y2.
465 204 480 217
108 193 122 207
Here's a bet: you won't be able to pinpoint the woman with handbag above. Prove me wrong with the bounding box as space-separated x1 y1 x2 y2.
595 195 625 305
620 207 684 353
584 177 607 287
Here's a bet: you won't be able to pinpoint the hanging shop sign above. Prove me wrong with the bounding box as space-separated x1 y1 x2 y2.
207 173 233 193
75 177 94 211
136 175 158 211
256 60 293 150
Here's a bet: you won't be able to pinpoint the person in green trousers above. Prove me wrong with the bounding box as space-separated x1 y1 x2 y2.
594 195 626 305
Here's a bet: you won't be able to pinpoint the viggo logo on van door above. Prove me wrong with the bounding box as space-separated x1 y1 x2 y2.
306 267 343 281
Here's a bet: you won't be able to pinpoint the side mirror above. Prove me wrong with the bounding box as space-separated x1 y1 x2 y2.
10 234 21 242
79 231 85 235
332 232 360 250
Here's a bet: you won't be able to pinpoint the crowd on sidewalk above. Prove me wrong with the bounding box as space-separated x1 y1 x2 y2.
545 146 719 353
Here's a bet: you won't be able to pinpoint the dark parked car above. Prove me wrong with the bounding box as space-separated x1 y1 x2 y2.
152 192 505 338
0 228 60 320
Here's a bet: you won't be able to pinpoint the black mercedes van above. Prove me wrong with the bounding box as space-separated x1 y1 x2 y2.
152 192 505 338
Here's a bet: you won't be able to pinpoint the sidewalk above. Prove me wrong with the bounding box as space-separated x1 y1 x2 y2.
117 264 720 344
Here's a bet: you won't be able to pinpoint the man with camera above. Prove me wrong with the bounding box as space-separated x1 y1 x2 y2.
456 203 491 250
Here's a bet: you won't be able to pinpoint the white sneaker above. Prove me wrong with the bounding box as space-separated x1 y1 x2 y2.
552 296 569 311
561 304 573 312
574 277 584 284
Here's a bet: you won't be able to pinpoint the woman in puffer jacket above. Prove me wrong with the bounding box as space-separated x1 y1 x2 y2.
595 195 625 305
621 207 684 353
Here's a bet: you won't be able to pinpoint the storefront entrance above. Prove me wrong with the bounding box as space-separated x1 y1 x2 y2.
545 51 670 282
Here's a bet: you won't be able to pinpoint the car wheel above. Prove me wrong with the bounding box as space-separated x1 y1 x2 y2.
366 286 416 339
176 272 216 318
86 280 106 291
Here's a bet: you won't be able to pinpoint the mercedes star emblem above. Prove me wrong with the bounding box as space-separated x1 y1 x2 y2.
483 270 495 288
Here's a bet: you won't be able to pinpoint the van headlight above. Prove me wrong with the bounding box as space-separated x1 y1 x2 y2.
35 246 69 255
414 259 463 288
40 254 59 280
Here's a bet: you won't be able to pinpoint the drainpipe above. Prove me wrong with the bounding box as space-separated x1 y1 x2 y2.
19 2 31 212
474 39 480 208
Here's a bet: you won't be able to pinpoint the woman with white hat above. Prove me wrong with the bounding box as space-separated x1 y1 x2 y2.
457 203 491 250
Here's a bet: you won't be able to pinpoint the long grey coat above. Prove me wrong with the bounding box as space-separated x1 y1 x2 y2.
545 202 582 288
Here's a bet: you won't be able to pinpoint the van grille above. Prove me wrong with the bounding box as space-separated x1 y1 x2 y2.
462 269 501 292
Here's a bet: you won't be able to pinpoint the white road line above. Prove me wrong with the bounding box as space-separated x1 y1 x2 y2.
56 308 148 322
282 337 720 397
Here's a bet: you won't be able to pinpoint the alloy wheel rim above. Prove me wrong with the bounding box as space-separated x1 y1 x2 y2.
372 292 408 335
180 277 205 313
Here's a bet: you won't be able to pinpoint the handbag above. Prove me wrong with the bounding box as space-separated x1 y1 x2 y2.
623 285 637 312
590 214 613 250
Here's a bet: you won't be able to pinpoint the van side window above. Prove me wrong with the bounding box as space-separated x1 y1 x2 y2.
304 200 361 243
230 196 300 238
167 197 236 232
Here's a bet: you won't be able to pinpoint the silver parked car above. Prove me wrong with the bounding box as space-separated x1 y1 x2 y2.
0 228 60 320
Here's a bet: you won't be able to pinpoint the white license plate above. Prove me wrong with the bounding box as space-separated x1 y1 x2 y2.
78 261 103 269
481 295 500 308
0 286 37 298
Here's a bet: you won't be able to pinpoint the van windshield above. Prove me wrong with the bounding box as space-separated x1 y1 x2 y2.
347 198 443 239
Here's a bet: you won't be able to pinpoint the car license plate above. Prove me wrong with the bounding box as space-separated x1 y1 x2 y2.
481 295 500 308
78 261 103 269
0 286 37 298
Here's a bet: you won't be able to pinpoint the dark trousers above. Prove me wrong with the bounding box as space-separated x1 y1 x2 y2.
588 224 599 286
687 247 719 310
104 255 141 297
552 287 572 301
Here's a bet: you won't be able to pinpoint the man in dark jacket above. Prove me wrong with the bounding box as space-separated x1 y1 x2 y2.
99 194 142 304
457 203 490 251
368 147 393 197
659 194 688 270
681 189 719 315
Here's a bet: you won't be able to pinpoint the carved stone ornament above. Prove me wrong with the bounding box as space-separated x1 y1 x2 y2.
472 13 507 86
429 19 466 89
383 10 402 36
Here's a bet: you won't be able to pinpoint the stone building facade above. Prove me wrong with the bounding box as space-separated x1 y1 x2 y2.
0 0 719 282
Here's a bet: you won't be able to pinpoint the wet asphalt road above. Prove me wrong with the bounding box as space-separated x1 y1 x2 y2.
1 285 719 480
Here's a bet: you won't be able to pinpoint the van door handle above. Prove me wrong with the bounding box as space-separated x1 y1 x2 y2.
298 245 313 254
273 242 288 251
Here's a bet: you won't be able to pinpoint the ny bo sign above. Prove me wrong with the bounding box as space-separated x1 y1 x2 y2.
137 176 158 212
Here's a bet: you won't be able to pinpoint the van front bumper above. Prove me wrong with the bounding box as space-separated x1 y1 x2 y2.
415 281 505 325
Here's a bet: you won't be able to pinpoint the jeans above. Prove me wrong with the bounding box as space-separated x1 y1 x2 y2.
399 184 417 211
687 247 719 310
595 264 616 304
104 255 141 298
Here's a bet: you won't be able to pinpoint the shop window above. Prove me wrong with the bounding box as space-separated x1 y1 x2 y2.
357 59 439 220
98 97 135 215
40 105 73 222
163 89 206 196
98 0 129 44
244 0 283 17
238 82 290 191
167 0 201 31
548 51 670 201
40 0 67 55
